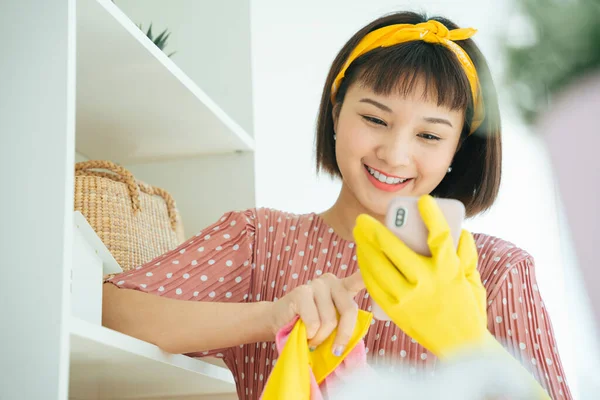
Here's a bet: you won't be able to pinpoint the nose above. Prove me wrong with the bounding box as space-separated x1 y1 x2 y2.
375 133 411 167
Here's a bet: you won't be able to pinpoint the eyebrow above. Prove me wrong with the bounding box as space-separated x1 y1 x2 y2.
360 98 454 128
423 117 453 128
359 98 393 113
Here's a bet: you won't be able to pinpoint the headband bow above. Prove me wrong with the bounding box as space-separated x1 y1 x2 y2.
331 20 485 134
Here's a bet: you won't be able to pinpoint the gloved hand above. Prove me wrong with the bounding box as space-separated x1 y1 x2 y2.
261 310 372 400
354 195 487 357
353 195 551 399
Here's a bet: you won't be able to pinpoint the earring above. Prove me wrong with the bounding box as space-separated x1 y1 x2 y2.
333 134 337 141
447 166 452 173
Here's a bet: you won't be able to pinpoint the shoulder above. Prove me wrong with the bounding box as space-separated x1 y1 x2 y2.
473 233 532 266
472 233 535 297
213 208 317 236
251 208 317 231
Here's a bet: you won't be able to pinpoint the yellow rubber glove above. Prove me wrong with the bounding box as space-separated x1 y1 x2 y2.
353 195 551 399
261 310 372 400
354 195 487 357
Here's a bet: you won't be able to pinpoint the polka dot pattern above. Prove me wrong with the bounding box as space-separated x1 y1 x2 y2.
482 236 572 399
107 209 572 400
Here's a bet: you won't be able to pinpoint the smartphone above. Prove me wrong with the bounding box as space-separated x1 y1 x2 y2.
370 196 466 321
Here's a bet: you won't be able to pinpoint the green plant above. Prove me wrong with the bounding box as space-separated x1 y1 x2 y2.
111 0 176 57
138 23 176 57
504 0 600 123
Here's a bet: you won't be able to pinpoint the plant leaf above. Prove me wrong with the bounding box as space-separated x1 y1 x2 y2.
157 30 172 49
154 30 168 48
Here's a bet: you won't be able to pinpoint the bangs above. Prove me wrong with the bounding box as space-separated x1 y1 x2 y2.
342 41 472 112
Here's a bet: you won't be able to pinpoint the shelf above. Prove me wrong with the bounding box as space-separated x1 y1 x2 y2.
75 0 254 164
69 317 236 399
73 211 122 276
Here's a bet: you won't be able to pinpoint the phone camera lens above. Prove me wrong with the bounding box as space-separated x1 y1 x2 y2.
395 208 407 227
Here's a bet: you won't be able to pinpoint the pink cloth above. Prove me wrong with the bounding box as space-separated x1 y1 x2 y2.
261 317 369 399
107 208 573 400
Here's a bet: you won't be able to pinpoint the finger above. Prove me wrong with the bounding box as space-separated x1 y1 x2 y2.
341 270 365 294
418 195 455 262
355 239 411 300
307 278 339 348
294 285 321 340
331 285 359 356
359 263 411 324
467 268 487 318
457 231 486 316
354 214 422 283
457 229 478 275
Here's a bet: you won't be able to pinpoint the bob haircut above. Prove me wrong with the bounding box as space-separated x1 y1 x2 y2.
315 11 502 217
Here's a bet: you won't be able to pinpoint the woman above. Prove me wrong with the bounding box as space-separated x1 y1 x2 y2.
103 11 572 399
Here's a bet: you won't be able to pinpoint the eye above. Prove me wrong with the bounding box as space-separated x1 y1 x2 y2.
418 133 441 141
362 115 387 127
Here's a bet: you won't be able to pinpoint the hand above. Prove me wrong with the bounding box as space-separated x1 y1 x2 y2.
353 195 487 358
353 195 551 399
269 271 365 355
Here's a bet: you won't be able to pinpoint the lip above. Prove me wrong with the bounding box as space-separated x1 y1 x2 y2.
364 164 413 193
364 164 409 180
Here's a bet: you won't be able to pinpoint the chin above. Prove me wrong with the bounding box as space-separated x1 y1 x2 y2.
361 195 393 218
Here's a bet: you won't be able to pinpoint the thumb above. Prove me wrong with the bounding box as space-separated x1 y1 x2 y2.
342 270 365 294
457 229 478 273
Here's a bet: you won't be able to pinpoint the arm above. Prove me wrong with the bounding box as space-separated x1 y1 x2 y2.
102 210 271 355
487 257 573 399
102 284 273 354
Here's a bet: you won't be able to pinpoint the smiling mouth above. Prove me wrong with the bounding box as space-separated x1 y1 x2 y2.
364 164 412 185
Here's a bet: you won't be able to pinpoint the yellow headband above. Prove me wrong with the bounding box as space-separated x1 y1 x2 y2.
331 20 485 134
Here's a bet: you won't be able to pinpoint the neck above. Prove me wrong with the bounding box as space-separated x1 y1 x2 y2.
319 184 384 242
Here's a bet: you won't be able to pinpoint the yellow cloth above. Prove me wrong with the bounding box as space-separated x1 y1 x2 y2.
261 310 373 400
353 194 550 399
331 20 485 134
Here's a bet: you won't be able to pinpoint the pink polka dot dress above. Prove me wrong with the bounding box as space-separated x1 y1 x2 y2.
107 208 573 399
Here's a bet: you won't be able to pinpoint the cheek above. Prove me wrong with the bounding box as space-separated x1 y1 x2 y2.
336 121 374 165
415 147 454 180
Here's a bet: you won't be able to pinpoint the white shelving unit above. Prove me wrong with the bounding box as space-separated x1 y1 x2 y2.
70 317 235 399
69 212 237 399
76 0 254 164
2 0 253 399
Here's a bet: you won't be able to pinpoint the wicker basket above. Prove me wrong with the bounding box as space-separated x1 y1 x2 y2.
74 160 185 273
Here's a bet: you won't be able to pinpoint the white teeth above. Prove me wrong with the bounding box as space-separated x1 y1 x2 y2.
367 166 408 185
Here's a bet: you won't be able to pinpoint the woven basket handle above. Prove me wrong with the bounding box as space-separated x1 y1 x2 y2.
136 181 181 231
75 160 141 213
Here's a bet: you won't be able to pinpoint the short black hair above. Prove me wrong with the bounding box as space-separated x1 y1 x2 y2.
315 11 502 217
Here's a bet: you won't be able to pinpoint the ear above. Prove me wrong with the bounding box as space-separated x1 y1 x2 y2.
332 102 342 134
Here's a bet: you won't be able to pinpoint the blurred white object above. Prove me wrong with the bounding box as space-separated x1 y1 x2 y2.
328 348 541 400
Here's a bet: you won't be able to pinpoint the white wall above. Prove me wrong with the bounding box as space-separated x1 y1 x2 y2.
125 154 256 237
250 0 582 396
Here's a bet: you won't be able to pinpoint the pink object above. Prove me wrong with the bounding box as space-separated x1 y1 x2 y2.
107 208 572 399
260 316 369 399
541 72 600 332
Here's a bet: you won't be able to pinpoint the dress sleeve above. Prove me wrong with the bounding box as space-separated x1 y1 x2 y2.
486 256 572 399
105 209 256 358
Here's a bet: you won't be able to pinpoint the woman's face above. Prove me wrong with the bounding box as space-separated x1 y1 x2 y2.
334 79 465 217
